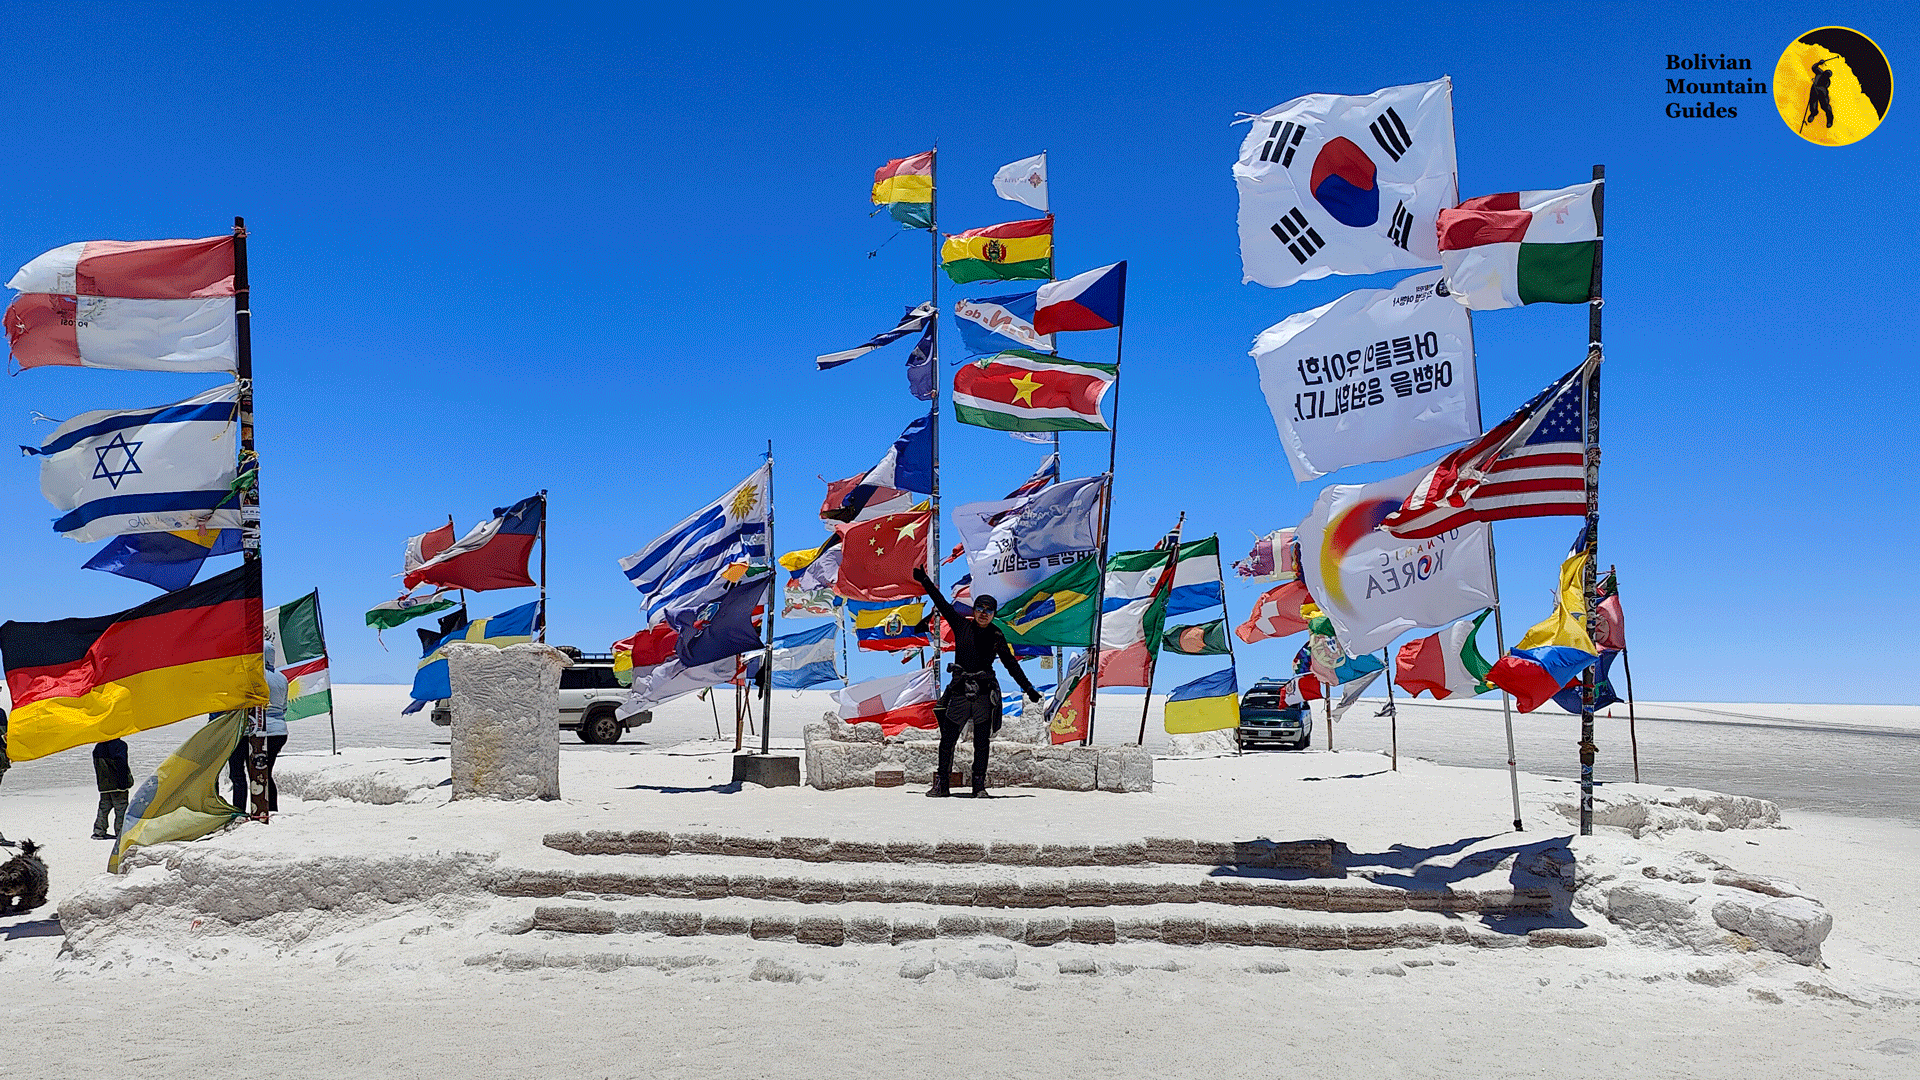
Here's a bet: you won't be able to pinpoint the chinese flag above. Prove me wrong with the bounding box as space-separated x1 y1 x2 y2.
835 511 931 602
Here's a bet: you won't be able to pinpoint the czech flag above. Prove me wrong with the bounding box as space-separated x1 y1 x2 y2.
1035 261 1127 334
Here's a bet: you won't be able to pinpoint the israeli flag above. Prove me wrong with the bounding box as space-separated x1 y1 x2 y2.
24 383 240 542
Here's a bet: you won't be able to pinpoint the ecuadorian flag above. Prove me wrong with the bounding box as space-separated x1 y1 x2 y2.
0 562 267 761
848 598 929 652
1164 666 1239 735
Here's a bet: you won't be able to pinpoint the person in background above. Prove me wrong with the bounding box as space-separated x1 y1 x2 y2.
92 738 133 839
227 652 290 814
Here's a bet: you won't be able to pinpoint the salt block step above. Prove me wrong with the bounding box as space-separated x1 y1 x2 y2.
524 897 1602 952
542 829 1337 874
490 859 1553 915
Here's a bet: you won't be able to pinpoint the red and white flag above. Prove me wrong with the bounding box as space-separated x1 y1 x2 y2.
1383 356 1594 540
1235 579 1312 643
835 665 937 736
5 236 237 371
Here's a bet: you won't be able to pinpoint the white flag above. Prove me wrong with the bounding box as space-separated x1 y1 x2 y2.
1252 269 1479 482
26 383 240 542
992 152 1048 212
1235 78 1457 288
1296 465 1494 656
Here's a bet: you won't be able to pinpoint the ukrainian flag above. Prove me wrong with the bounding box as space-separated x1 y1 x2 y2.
407 599 543 707
1164 667 1239 735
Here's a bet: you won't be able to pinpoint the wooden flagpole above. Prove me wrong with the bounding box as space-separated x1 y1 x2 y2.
1577 164 1606 837
536 489 548 643
759 442 776 755
232 216 271 820
1134 513 1184 745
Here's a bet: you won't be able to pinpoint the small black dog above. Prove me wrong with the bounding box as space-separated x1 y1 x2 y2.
0 839 49 916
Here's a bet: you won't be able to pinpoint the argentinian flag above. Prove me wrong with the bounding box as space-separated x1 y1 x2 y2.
24 383 240 542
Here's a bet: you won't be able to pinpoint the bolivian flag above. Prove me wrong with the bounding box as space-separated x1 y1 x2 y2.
873 151 934 229
942 217 1053 284
1 562 267 761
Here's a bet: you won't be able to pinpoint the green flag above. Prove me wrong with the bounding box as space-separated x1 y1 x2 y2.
995 556 1100 647
1161 619 1230 656
365 593 456 631
265 590 332 721
109 710 244 873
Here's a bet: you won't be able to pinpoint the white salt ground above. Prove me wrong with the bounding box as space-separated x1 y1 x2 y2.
1 686 1916 1079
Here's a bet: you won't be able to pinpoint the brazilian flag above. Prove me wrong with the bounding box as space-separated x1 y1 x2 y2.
995 557 1099 648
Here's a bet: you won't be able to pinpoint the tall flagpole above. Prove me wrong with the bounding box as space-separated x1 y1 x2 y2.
926 143 944 702
232 216 270 820
1045 151 1065 684
537 489 548 643
1612 564 1641 783
1464 306 1525 833
1084 320 1124 746
1135 513 1183 744
1219 533 1244 756
1578 164 1607 837
760 441 776 755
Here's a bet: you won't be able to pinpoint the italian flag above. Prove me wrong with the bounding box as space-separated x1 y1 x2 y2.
264 590 333 721
1393 609 1494 700
1437 182 1597 310
952 350 1114 433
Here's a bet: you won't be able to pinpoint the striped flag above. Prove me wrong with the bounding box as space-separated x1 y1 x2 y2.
1383 357 1593 540
618 466 770 622
264 591 332 721
953 351 1115 433
5 235 237 371
817 303 935 369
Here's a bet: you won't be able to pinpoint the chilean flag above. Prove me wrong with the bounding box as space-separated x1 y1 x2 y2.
404 494 544 591
1035 261 1126 334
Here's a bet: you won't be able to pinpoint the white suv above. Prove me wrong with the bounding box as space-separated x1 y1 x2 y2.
427 649 650 743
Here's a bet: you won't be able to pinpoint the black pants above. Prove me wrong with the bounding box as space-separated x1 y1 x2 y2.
228 734 288 812
936 672 999 791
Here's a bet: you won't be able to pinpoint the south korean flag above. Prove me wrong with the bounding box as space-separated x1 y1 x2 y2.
1236 78 1458 288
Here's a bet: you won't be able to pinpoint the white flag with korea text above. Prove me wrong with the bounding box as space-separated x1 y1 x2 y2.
1296 465 1494 656
1236 78 1457 288
1252 269 1479 482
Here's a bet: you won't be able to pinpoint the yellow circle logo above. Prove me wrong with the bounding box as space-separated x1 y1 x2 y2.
1775 26 1893 145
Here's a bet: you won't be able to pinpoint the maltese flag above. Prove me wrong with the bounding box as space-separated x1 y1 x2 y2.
1035 262 1126 334
5 235 237 371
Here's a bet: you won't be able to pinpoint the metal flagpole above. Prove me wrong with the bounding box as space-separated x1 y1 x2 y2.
537 489 548 643
760 442 776 755
1046 151 1064 684
1578 164 1607 837
1135 513 1184 745
926 144 944 703
1464 305 1526 833
1383 648 1396 771
312 589 338 756
1084 323 1125 745
1612 564 1641 783
1215 532 1244 756
232 216 271 821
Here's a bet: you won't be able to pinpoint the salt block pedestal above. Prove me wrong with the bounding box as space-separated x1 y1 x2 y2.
446 642 569 801
732 753 801 788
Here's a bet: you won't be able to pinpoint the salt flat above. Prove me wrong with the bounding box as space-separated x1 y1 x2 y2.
1 686 1917 1079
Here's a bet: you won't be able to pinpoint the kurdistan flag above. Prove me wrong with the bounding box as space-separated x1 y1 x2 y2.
264 590 332 721
953 351 1115 433
1437 182 1598 310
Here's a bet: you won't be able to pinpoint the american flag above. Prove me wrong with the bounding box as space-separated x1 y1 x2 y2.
1383 357 1594 540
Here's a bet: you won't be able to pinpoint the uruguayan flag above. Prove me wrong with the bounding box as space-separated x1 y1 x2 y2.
24 383 239 543
618 465 770 622
770 623 838 689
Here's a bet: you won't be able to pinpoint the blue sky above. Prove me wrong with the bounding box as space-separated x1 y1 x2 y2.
0 3 1913 703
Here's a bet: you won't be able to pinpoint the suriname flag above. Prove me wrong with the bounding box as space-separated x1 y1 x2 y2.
952 350 1115 433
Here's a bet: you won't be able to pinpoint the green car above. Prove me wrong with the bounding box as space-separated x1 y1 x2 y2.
1238 679 1312 750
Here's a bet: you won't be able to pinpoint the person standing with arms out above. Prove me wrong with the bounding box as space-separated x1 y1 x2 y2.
227 650 290 815
92 738 133 839
911 566 1043 799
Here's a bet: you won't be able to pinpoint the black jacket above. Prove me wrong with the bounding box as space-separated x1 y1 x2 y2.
917 572 1040 698
93 739 133 792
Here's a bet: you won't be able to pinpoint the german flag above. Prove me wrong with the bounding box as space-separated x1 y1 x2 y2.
1 562 267 761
